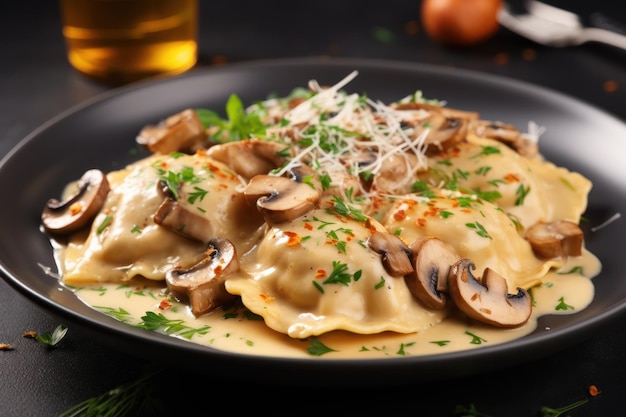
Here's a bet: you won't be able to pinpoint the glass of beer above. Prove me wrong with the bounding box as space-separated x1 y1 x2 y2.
59 0 198 85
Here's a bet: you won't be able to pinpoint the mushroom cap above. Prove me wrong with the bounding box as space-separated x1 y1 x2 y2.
41 169 110 235
470 119 538 158
392 101 478 156
404 237 460 310
422 114 470 156
243 165 322 225
166 238 239 316
447 259 532 328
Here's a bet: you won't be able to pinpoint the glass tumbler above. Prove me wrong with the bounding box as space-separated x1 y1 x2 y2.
60 0 198 85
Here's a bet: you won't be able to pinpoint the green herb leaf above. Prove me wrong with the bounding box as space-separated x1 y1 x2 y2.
58 367 163 417
36 324 68 348
306 338 337 356
539 398 589 417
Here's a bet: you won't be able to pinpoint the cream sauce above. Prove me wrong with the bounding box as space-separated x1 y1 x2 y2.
46 75 601 360
70 250 599 359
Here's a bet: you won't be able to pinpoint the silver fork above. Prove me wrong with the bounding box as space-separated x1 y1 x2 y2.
498 1 626 51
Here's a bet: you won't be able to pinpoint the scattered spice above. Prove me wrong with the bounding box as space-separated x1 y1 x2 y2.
588 384 601 396
522 48 537 61
405 20 420 35
22 330 37 338
158 299 173 311
210 55 228 66
603 80 619 93
494 52 510 65
0 343 15 351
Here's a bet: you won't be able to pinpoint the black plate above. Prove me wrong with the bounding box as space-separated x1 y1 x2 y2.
1 57 625 385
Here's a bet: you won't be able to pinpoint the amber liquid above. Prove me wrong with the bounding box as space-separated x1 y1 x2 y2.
60 0 197 85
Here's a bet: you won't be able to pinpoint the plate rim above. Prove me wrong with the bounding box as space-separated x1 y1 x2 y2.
2 56 625 384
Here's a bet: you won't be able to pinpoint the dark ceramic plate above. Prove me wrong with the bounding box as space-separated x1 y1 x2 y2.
1 58 625 385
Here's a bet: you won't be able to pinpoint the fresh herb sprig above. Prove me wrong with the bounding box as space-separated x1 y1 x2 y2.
58 368 163 417
36 324 68 348
195 94 266 142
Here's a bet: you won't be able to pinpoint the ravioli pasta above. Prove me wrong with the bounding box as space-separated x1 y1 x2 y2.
46 71 596 341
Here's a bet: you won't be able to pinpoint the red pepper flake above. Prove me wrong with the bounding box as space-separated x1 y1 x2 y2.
424 206 439 217
494 52 510 65
364 219 379 233
417 218 427 227
393 209 407 221
368 195 386 212
69 202 83 215
588 384 601 397
0 343 15 351
284 231 302 247
603 80 619 93
260 293 275 303
404 20 420 35
522 48 537 61
206 162 227 178
211 55 229 66
303 222 313 231
22 331 37 338
159 299 173 310
504 173 520 183
315 269 327 279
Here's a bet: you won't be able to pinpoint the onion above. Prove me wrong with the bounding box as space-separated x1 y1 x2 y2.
421 0 502 46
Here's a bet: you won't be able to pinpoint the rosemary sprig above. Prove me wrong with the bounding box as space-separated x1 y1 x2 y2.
58 368 163 417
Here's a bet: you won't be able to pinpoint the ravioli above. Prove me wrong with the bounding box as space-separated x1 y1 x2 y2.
61 152 264 284
45 72 599 345
226 208 448 338
422 134 592 228
381 191 561 290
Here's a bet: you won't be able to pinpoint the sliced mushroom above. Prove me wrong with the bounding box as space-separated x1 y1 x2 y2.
448 259 532 328
153 198 214 244
243 165 322 224
404 237 460 310
41 169 110 234
392 101 477 156
422 114 470 156
393 101 480 121
470 119 538 158
368 232 414 277
526 220 583 259
206 139 290 180
137 108 206 154
166 238 239 316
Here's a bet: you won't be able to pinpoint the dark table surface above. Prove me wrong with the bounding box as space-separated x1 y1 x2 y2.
1 1 625 416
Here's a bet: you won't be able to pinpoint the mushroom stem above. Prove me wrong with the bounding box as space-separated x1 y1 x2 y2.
153 198 214 244
166 238 239 316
